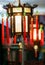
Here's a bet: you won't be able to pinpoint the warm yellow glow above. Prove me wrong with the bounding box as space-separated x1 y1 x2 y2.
33 24 36 28
30 24 37 28
30 30 32 39
19 42 22 48
31 18 33 22
15 16 22 32
25 16 28 32
11 16 14 33
33 29 37 40
24 8 31 13
38 29 41 40
34 45 38 50
8 8 11 13
13 7 22 12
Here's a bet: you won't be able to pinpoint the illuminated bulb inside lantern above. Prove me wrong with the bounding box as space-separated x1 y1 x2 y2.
34 45 38 50
19 42 22 48
34 45 38 58
19 42 22 51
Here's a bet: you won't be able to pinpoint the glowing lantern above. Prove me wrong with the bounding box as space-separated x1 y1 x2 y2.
34 45 38 58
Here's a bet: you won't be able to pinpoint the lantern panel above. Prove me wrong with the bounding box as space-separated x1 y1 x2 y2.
33 29 37 41
38 29 41 40
24 7 31 13
13 7 22 13
25 16 28 32
15 16 22 32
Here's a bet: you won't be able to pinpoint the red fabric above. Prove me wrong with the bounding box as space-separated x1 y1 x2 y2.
30 18 34 46
40 31 44 46
23 16 26 43
25 38 28 45
30 31 33 46
6 18 10 44
36 16 38 41
13 35 16 44
2 18 4 45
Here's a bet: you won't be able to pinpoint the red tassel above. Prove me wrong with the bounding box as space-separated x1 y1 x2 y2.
2 18 4 45
40 31 44 46
23 16 26 43
36 16 38 41
6 18 10 44
13 35 16 44
25 37 28 45
30 18 34 46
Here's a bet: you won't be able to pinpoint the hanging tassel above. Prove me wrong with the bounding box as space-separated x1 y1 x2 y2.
40 30 44 46
25 37 28 46
36 16 38 41
6 17 10 45
1 17 4 45
23 16 26 43
13 35 16 44
30 18 34 46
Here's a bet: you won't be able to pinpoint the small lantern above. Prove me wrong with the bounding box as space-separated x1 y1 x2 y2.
19 42 22 51
34 45 38 58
